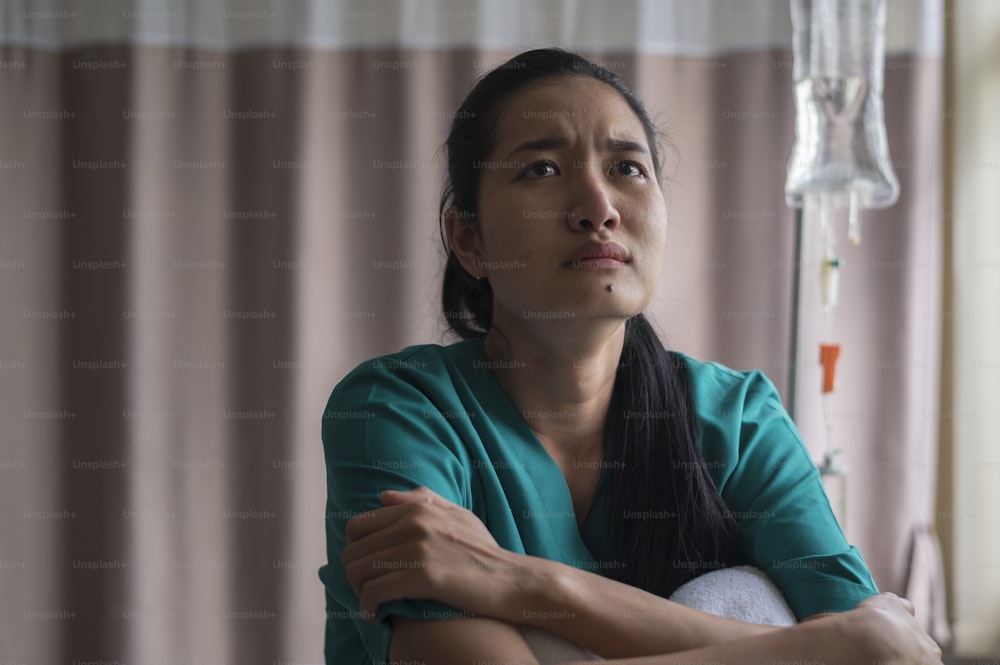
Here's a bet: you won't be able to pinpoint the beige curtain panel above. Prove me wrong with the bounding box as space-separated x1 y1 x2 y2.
0 0 956 663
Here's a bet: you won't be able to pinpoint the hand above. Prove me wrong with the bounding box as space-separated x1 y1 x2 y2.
341 486 534 619
848 593 943 664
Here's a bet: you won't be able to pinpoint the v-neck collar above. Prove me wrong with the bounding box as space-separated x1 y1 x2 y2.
457 337 601 570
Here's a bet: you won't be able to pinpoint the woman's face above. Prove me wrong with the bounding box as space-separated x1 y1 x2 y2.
460 75 667 327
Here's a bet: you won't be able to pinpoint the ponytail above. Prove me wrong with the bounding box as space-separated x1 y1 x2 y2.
600 314 741 596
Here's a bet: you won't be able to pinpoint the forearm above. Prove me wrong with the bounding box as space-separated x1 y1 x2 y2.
512 555 777 658
554 615 856 665
390 613 845 665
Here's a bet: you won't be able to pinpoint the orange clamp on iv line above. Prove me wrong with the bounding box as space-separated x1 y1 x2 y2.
820 343 841 393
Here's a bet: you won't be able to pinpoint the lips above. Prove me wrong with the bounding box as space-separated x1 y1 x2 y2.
565 241 631 268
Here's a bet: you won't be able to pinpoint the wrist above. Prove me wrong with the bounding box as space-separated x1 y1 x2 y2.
845 606 893 661
510 555 576 627
484 550 543 624
806 608 875 664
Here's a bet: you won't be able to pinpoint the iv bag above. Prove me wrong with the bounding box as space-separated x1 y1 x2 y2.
785 0 900 228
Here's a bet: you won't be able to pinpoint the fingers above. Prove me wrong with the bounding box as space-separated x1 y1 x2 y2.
353 562 433 617
343 500 446 579
343 541 427 603
858 591 914 616
380 486 452 507
342 519 412 571
859 593 941 664
345 487 459 541
878 592 916 617
345 501 432 541
344 504 398 541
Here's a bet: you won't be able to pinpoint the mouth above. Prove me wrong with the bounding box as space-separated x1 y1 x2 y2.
564 242 631 269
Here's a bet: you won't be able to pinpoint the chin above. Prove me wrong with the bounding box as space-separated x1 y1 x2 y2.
553 300 644 324
507 283 650 324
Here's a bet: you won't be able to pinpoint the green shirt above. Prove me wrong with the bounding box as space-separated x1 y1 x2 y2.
319 337 878 663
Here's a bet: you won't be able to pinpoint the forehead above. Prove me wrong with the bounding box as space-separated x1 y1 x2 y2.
491 76 648 150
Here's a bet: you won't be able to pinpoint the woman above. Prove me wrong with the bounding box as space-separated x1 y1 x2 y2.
319 48 941 664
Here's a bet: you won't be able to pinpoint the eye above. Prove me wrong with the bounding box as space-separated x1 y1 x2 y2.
611 160 646 179
519 160 559 180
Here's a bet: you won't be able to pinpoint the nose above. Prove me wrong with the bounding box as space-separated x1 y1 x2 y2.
566 162 621 233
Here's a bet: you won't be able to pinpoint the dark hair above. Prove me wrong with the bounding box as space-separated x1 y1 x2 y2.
438 48 740 597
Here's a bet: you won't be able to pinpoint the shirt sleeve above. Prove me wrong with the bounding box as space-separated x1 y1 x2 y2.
701 368 879 619
318 351 475 663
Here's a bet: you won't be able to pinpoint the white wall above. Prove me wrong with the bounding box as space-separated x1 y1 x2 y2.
951 0 1000 654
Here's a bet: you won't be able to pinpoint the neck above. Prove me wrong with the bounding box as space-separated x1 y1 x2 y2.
482 318 626 455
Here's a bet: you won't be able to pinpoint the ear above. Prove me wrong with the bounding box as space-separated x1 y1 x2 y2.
444 205 485 279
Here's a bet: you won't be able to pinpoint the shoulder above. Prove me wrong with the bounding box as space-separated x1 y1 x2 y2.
325 338 481 411
670 352 799 490
671 351 784 424
320 339 487 475
321 340 485 505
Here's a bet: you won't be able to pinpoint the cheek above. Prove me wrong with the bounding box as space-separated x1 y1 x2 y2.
482 224 533 262
642 197 668 244
626 195 666 238
651 219 668 249
631 202 667 275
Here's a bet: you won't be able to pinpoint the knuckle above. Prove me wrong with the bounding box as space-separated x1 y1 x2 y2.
409 509 437 535
415 562 437 586
413 539 434 560
408 521 433 543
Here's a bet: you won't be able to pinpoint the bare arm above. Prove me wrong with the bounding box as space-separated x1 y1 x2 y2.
346 488 773 659
390 617 540 665
388 594 942 665
511 554 777 657
389 615 796 665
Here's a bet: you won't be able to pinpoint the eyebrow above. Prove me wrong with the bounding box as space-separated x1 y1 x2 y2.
504 136 567 159
504 136 650 160
606 138 650 156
